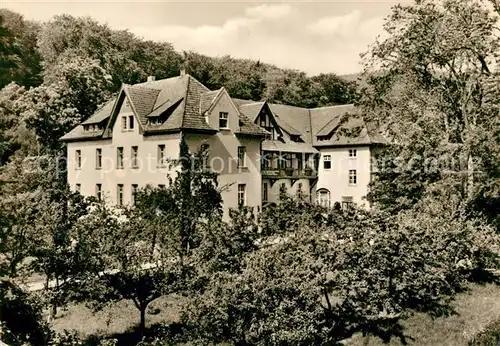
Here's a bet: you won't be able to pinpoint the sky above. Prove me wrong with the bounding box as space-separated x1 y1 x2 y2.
1 1 412 76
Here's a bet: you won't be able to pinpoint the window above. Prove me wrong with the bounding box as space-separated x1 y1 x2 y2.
238 184 246 207
297 183 304 199
117 184 124 206
323 155 331 169
349 149 357 157
95 184 102 200
279 153 292 169
131 184 138 205
131 146 138 168
342 196 354 210
263 183 268 201
121 116 127 131
157 145 165 167
349 169 357 185
129 115 134 130
75 184 81 193
317 189 330 208
219 112 228 129
296 153 303 170
96 148 102 169
237 146 246 168
261 152 270 169
75 150 82 169
150 117 161 125
285 154 292 169
117 147 124 169
260 113 269 127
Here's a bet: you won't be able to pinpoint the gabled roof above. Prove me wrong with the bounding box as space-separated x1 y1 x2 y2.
236 115 270 137
310 104 355 141
81 100 115 125
124 85 161 126
200 89 223 114
238 101 266 121
61 74 385 146
147 97 184 118
181 76 214 131
267 103 312 143
273 116 302 137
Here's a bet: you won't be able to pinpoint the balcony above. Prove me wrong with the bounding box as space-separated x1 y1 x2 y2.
261 168 317 179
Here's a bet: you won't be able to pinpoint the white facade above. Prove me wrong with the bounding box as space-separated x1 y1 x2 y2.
64 74 381 217
66 89 263 219
316 146 372 208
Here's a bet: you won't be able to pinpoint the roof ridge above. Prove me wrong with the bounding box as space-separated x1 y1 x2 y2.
316 113 344 135
180 75 190 128
308 109 313 143
240 101 266 106
311 103 354 110
267 102 308 110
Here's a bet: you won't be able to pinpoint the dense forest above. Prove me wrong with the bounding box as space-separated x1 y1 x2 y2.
0 8 358 161
0 9 357 104
1 1 500 345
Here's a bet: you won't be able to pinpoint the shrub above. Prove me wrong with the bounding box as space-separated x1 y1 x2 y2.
469 319 500 345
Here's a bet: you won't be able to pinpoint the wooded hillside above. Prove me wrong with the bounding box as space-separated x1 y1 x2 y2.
0 9 357 109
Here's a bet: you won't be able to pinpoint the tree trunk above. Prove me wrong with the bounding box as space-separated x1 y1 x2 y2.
139 304 147 337
51 277 59 318
467 153 474 199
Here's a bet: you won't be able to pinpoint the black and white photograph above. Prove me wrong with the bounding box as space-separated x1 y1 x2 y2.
0 0 499 345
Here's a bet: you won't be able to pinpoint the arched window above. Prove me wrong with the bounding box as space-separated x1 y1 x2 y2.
316 188 330 208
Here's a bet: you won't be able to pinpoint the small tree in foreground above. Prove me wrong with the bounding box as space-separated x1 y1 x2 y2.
65 139 223 336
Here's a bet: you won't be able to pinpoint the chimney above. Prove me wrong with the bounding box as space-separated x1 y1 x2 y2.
147 76 156 82
180 69 186 76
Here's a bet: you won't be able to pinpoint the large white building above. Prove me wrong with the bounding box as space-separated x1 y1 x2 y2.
61 73 385 217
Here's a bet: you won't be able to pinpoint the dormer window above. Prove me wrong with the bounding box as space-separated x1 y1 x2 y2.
219 112 228 129
149 117 161 125
83 124 102 132
260 113 269 127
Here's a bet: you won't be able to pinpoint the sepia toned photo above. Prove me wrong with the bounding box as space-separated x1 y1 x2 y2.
0 1 499 345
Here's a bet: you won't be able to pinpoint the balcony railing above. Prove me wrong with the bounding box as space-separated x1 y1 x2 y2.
261 168 317 179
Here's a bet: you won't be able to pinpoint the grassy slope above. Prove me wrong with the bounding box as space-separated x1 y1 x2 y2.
52 284 500 345
51 295 183 339
346 283 500 346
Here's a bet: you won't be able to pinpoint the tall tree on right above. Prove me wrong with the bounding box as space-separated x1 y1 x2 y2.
361 0 500 224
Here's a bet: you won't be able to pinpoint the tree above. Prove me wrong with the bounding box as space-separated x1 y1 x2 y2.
21 54 112 152
311 73 359 106
66 199 186 336
188 198 499 345
166 137 224 255
360 0 500 221
0 9 42 88
33 187 90 317
64 140 223 336
0 83 36 165
38 15 181 91
0 279 51 346
0 189 46 278
0 13 19 87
